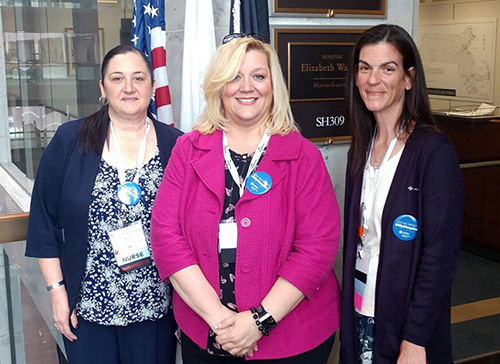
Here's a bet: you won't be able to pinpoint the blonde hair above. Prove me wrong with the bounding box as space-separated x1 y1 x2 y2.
194 37 298 135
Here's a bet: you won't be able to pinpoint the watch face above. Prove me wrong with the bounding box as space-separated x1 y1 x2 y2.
261 315 277 331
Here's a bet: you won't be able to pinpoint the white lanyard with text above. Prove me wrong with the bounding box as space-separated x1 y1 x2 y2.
222 129 270 198
359 127 402 244
109 118 150 188
108 118 152 271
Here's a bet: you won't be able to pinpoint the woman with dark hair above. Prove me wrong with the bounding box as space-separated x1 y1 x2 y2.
339 24 464 364
26 44 182 364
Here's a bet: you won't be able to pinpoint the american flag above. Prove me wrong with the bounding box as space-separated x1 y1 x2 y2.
131 0 174 125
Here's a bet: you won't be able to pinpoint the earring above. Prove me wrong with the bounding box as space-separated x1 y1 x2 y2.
99 96 108 105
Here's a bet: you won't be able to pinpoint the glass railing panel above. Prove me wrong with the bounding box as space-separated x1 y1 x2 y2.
0 166 64 364
2 241 66 364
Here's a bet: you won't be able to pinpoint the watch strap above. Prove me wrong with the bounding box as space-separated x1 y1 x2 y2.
46 280 65 292
251 305 277 336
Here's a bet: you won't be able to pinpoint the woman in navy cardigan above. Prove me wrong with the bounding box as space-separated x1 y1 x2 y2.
25 45 182 364
339 25 464 364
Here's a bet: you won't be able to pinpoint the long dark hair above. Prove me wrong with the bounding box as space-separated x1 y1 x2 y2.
78 44 154 153
346 24 437 177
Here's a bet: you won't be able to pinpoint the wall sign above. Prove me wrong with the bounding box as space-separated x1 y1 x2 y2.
274 0 385 17
274 28 364 142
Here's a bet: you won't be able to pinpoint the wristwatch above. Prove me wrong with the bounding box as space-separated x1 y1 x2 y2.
46 280 65 292
251 305 277 336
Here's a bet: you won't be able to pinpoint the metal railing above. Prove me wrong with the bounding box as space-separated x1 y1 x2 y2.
0 212 29 244
460 160 500 169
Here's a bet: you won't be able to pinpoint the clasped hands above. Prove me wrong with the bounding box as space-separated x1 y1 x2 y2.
213 310 262 357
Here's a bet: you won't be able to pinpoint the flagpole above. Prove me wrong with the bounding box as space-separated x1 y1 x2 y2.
179 0 216 132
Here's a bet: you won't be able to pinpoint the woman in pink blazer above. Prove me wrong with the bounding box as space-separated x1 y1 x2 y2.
151 34 341 363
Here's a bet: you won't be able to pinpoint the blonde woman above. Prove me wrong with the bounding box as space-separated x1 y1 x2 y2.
151 35 341 363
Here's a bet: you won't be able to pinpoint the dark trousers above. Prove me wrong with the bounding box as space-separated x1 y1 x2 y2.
181 331 335 364
63 312 176 364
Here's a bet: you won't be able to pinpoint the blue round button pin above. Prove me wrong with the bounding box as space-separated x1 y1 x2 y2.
117 181 142 206
246 171 272 195
392 214 418 241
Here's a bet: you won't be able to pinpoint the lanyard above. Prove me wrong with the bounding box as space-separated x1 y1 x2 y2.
222 129 270 198
359 127 402 243
109 118 150 186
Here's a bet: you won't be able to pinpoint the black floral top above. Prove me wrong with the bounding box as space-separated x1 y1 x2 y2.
76 150 171 326
206 149 255 356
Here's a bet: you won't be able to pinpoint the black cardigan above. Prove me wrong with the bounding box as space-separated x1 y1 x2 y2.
340 128 464 364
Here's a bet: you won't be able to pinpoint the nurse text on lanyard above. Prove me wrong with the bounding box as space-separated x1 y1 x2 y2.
108 118 152 272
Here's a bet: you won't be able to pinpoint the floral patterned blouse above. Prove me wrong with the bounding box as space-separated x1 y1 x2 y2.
76 150 171 326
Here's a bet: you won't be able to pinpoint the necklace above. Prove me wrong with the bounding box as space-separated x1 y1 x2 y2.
370 126 404 169
371 145 386 169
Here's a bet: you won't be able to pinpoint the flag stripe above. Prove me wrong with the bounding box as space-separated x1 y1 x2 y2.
150 27 164 50
231 0 241 33
151 47 166 68
154 66 169 88
131 0 174 125
156 85 172 106
157 105 173 125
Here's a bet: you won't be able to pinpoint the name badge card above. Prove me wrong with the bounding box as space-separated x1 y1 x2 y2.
108 222 152 272
354 245 371 311
218 222 238 252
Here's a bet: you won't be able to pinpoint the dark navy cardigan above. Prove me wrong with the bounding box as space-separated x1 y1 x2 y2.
25 115 182 312
340 128 464 364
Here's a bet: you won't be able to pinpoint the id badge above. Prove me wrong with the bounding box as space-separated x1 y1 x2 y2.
108 221 152 272
218 221 237 253
354 244 371 311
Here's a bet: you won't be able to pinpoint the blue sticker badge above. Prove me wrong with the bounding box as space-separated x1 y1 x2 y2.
117 181 142 206
392 214 418 241
246 172 272 195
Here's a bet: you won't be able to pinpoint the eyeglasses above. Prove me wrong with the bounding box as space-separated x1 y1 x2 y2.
222 32 270 45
